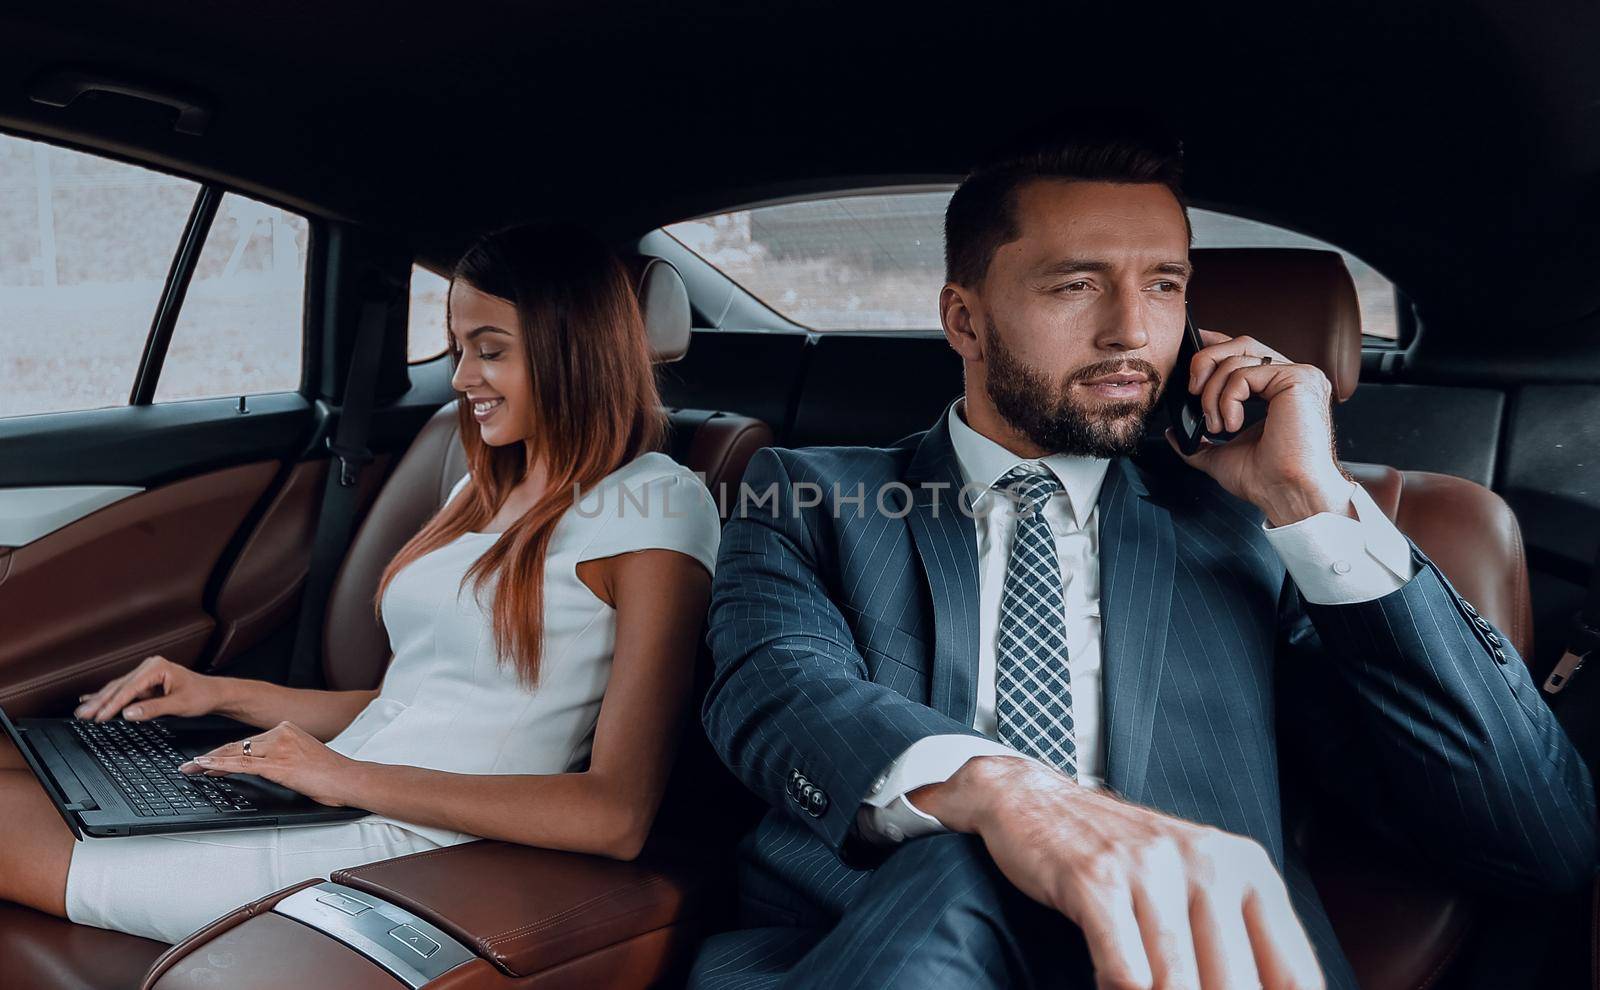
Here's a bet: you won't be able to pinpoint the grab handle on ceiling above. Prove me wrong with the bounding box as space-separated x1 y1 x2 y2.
26 66 212 136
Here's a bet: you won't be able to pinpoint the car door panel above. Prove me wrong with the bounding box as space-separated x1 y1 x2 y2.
0 394 313 488
0 460 278 715
207 454 393 671
0 486 148 545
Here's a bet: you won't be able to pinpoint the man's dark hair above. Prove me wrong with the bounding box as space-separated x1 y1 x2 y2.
944 130 1190 288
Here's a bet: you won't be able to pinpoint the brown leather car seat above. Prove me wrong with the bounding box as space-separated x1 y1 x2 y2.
1189 246 1534 990
0 253 772 990
1187 248 1532 659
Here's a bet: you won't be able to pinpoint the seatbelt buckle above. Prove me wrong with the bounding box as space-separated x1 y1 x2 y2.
1544 650 1589 695
324 436 374 488
1543 610 1600 695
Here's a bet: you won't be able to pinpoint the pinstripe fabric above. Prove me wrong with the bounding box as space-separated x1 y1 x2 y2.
694 832 1093 989
694 410 1597 990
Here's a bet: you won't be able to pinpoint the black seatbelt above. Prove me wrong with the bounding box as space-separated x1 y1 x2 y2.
285 273 392 688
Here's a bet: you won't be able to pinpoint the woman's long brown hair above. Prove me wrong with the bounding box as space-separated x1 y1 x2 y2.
373 223 666 687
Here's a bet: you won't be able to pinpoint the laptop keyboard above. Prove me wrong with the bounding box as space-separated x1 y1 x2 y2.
68 718 259 818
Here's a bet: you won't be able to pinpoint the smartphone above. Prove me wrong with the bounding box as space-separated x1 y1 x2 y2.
1167 309 1270 456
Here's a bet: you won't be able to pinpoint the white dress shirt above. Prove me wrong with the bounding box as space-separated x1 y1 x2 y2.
856 398 1419 844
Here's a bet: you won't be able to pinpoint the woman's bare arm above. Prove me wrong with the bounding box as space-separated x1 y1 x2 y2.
74 654 379 743
212 678 378 741
331 547 710 858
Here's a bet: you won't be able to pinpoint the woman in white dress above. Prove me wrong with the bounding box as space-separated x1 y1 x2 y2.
0 223 722 944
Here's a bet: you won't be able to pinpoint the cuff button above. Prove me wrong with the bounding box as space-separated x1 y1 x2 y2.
1331 560 1351 574
808 790 829 816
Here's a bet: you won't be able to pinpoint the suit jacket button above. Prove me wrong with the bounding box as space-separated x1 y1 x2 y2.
808 790 829 816
1491 646 1508 664
1485 630 1503 647
1472 615 1493 632
1461 599 1479 616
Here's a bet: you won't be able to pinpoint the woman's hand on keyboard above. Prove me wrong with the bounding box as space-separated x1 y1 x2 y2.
179 720 356 807
74 655 224 723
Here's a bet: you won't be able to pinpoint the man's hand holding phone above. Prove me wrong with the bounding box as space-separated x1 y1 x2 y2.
1164 326 1357 528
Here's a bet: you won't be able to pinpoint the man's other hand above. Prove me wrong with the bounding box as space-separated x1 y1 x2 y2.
911 756 1325 990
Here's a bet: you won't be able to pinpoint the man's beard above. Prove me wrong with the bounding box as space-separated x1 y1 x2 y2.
983 319 1163 459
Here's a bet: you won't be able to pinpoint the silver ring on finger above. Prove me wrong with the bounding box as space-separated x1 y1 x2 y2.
242 738 254 758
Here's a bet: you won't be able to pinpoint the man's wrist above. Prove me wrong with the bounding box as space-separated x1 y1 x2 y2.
1260 469 1357 528
910 754 1073 833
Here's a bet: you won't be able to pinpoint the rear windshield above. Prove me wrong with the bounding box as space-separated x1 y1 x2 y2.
663 191 1397 339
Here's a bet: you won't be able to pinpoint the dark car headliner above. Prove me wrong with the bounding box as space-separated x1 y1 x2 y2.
3 1 1598 375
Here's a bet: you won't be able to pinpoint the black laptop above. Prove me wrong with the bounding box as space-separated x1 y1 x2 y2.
0 705 368 838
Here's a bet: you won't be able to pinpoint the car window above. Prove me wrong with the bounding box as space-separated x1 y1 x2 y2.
0 131 199 418
154 192 308 403
408 263 450 363
662 189 1399 339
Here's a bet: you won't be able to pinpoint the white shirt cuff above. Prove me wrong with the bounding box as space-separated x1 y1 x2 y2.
855 735 1045 845
1260 478 1418 605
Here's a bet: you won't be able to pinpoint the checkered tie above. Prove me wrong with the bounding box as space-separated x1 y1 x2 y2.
993 465 1078 779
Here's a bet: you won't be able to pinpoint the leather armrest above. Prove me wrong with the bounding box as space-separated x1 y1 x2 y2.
140 877 325 990
330 839 723 982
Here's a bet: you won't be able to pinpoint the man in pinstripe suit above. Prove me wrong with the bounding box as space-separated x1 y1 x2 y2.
690 135 1596 989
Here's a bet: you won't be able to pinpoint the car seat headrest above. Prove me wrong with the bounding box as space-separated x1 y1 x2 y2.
1186 247 1363 402
624 254 691 363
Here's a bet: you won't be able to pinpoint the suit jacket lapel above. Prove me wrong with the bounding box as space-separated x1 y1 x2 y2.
903 411 981 725
1098 454 1177 802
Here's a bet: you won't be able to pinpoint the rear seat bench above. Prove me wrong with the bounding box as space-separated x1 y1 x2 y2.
0 249 1533 990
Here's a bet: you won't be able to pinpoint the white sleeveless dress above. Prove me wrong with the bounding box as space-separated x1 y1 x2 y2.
63 451 721 943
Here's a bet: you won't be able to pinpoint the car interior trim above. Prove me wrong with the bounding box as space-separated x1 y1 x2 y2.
130 184 221 406
273 880 477 988
0 485 146 546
